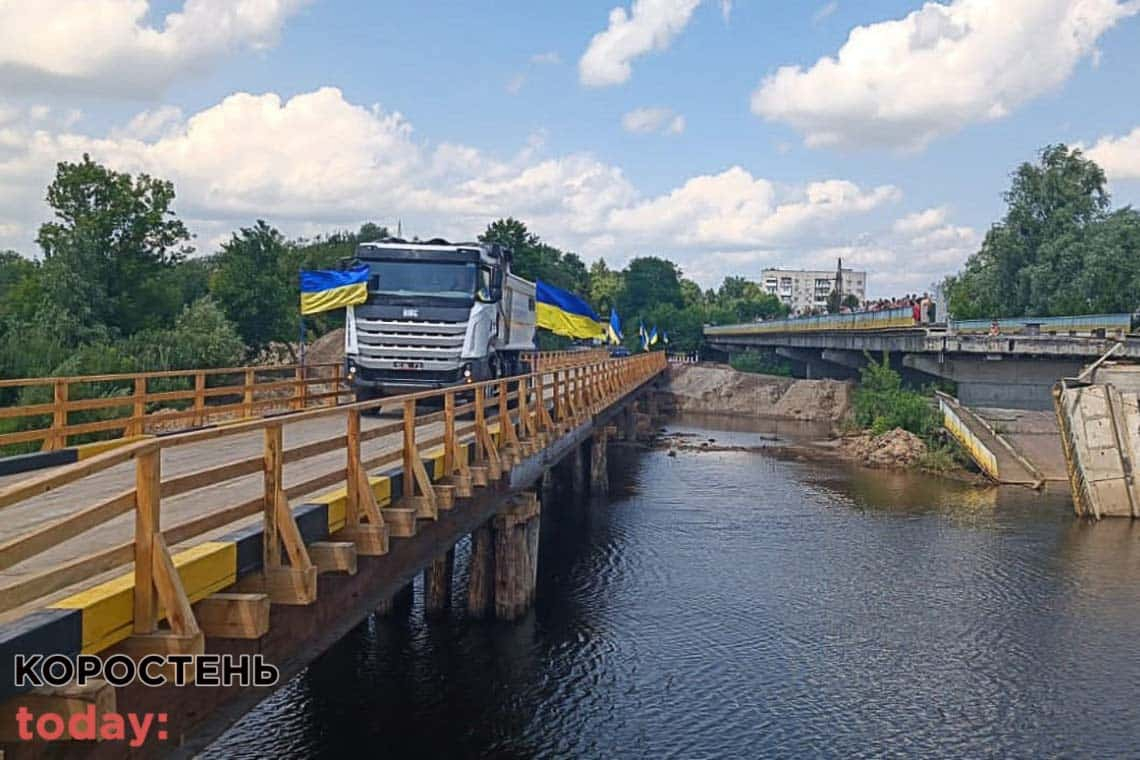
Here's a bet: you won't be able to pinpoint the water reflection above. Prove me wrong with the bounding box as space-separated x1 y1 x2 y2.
202 416 1140 759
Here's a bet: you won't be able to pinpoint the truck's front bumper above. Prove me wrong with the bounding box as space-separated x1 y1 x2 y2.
347 362 469 396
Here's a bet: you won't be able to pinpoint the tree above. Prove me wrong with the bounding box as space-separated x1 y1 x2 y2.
36 154 192 335
618 257 683 317
826 288 842 314
842 293 861 310
945 144 1112 318
588 258 623 313
209 221 294 356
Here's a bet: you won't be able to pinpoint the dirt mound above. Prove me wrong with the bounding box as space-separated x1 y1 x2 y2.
840 428 927 468
663 364 850 422
305 328 345 366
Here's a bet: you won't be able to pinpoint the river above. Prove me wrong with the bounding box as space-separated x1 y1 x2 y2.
201 416 1140 758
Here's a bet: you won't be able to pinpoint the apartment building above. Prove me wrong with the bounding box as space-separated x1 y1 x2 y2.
760 267 867 314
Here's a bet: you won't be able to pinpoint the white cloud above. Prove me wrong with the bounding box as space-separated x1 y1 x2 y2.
621 107 686 135
752 0 1139 151
579 0 702 86
1085 127 1140 180
720 1 732 22
0 87 909 289
812 1 838 25
892 206 947 234
0 0 310 97
530 51 561 65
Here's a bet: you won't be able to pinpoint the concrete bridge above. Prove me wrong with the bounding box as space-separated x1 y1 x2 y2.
705 322 1139 410
0 350 666 756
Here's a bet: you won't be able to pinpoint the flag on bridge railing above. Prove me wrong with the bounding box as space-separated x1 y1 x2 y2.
300 265 370 315
535 280 606 340
607 308 623 345
638 320 648 351
649 326 659 346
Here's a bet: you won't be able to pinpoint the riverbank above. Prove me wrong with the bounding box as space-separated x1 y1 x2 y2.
662 363 851 423
660 364 978 479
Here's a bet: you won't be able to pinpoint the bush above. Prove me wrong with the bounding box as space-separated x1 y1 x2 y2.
852 353 938 438
730 351 792 377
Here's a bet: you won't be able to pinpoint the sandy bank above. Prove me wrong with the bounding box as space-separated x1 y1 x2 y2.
661 364 851 423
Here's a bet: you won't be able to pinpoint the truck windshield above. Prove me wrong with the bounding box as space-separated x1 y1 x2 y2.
366 261 477 298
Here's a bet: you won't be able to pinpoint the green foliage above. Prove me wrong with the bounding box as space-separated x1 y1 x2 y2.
852 353 938 438
945 144 1140 318
729 351 792 377
209 220 295 358
36 153 192 336
480 218 587 293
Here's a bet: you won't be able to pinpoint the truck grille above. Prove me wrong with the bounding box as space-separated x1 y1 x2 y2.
354 317 467 370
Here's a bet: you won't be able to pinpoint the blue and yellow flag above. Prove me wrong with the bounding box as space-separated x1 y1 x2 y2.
649 326 659 346
663 330 669 345
536 280 606 340
638 320 648 351
300 265 370 315
607 308 623 345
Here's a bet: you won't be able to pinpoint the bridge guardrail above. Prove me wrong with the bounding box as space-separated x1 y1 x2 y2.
0 351 666 661
948 313 1132 337
705 306 917 336
0 350 608 457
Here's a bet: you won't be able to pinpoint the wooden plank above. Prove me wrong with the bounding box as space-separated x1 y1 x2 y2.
403 398 416 499
161 455 265 499
346 409 361 525
283 467 347 502
49 378 68 451
132 448 160 634
275 485 313 571
163 496 262 547
0 488 135 572
0 542 134 614
193 592 270 639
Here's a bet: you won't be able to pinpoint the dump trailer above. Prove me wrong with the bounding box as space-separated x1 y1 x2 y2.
344 238 536 399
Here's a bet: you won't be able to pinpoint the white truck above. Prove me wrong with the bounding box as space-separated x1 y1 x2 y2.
343 238 536 400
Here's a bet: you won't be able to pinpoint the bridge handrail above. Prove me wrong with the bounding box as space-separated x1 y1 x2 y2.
0 351 666 639
0 350 606 454
704 306 917 336
948 312 1132 335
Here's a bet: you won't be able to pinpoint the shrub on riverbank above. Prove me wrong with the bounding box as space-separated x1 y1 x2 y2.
851 354 939 437
729 351 792 377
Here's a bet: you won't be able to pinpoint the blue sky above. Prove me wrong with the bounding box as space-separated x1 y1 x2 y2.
1 0 1139 296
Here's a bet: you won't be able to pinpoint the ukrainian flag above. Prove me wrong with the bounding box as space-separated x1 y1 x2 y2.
300 265 370 315
536 280 606 340
607 308 623 345
638 320 648 351
649 326 659 346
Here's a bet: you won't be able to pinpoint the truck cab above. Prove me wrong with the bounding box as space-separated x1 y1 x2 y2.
344 238 536 399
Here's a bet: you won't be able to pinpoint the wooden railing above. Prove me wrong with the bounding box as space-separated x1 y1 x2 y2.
0 349 612 454
0 351 666 635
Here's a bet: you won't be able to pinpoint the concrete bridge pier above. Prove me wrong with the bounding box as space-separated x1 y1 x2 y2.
424 546 455 617
776 347 859 380
904 354 1085 410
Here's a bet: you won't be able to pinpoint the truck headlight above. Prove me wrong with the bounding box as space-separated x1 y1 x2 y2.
463 364 473 382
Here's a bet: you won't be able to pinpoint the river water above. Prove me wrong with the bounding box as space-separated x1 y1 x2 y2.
202 416 1140 758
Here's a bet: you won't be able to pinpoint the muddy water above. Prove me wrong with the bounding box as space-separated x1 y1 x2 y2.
202 416 1140 758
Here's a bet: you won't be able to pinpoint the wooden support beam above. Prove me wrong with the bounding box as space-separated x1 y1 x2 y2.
467 523 493 618
380 507 417 538
338 523 389 556
262 424 283 570
309 541 358 575
423 547 454 617
236 566 318 606
193 592 271 639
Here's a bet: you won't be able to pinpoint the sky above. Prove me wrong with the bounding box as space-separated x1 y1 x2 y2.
1 0 1139 297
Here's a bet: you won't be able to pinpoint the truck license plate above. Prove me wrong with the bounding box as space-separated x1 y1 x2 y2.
393 361 424 369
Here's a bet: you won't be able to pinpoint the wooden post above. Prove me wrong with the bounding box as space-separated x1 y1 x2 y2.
293 367 305 411
402 398 416 499
467 523 494 618
133 447 160 633
243 368 255 418
473 386 486 461
193 372 206 427
263 424 283 569
48 378 68 451
130 376 146 437
423 547 455 617
346 409 361 526
443 390 456 475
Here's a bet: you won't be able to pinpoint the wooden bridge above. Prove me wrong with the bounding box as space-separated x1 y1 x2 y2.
0 349 666 756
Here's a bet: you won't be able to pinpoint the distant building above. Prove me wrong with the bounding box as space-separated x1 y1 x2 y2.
760 265 867 314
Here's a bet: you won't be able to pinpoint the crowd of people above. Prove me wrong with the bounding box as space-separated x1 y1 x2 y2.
833 292 938 322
